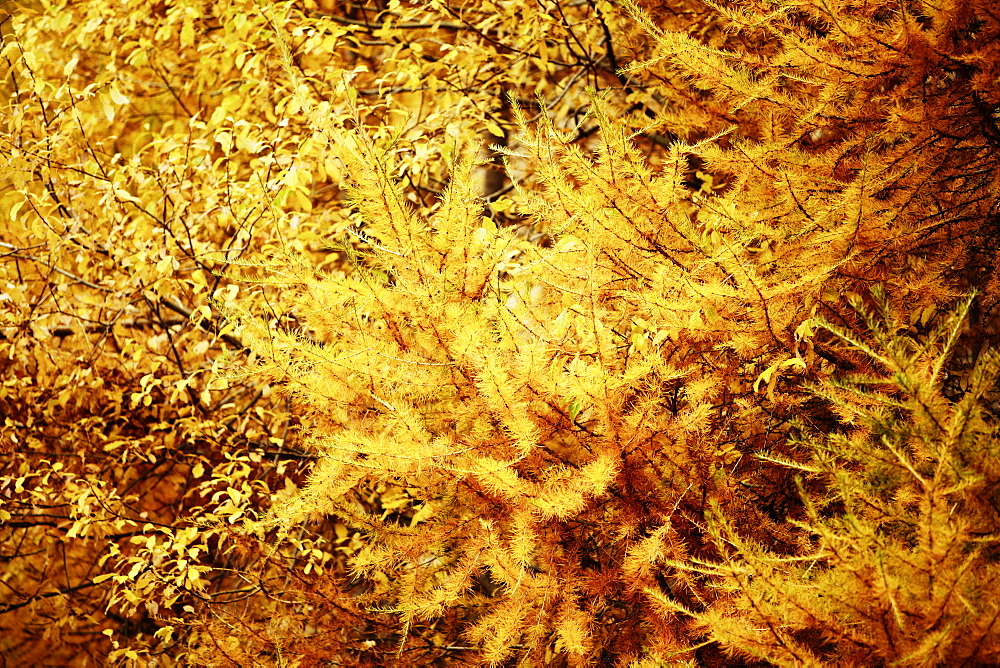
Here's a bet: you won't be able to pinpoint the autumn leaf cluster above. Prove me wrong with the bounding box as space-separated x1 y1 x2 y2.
2 0 1000 665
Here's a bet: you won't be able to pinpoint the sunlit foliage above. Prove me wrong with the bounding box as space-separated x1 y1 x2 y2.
2 0 999 664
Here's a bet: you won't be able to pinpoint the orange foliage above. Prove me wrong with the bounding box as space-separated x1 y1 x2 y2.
2 0 999 664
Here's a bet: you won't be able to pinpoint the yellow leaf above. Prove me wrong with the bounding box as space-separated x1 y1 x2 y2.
215 131 233 153
485 121 505 137
794 318 816 340
113 186 141 204
155 257 173 274
101 95 115 122
108 85 129 106
191 269 208 290
753 357 806 401
180 20 195 47
9 199 25 222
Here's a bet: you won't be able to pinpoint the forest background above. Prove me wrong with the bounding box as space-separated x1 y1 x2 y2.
2 0 1000 665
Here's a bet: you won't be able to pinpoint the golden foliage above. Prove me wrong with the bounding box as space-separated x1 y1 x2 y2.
2 0 1000 664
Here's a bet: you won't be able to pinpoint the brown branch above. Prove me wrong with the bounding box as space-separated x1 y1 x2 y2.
0 579 103 615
